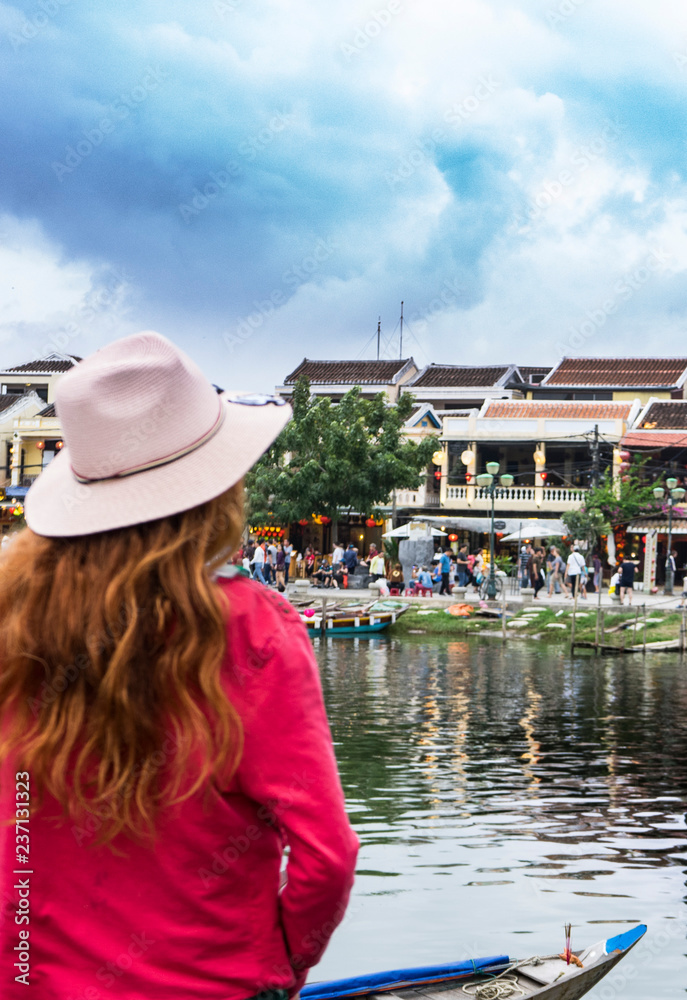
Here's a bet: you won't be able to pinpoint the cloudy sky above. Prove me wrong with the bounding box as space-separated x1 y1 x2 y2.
2 0 687 390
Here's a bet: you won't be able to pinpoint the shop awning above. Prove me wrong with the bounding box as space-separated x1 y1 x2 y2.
424 516 567 537
628 518 687 534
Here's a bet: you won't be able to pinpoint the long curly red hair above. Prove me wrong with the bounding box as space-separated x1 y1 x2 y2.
0 483 244 846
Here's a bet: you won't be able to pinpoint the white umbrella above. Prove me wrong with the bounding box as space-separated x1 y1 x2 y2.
382 521 447 538
498 520 567 542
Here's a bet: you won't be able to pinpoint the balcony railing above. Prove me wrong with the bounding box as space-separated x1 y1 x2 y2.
395 488 441 507
445 484 587 506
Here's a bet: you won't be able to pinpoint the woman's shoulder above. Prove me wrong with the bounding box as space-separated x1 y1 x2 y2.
217 575 303 633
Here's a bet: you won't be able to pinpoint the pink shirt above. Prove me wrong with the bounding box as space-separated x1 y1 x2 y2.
0 577 359 998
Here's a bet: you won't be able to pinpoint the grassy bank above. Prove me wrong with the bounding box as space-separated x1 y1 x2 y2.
388 604 686 650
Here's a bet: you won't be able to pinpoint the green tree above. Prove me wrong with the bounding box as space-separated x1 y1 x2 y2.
562 459 660 557
246 377 438 527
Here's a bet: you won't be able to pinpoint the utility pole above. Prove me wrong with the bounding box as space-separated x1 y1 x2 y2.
590 424 600 489
399 301 404 359
376 317 381 360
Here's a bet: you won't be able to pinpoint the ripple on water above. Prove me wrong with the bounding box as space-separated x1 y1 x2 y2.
314 638 687 998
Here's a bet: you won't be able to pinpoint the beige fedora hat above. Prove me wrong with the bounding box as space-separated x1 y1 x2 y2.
25 331 291 537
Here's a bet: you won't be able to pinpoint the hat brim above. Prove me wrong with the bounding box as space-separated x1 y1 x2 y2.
25 395 291 537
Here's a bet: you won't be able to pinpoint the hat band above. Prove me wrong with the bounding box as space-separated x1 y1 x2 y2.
71 404 226 485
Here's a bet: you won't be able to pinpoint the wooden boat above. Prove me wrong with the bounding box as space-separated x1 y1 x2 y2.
300 601 409 636
301 924 646 1000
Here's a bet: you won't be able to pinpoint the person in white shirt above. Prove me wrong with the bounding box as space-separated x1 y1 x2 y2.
252 541 267 584
332 542 344 567
565 545 587 600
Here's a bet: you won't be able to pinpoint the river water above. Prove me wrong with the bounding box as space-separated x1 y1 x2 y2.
311 635 687 998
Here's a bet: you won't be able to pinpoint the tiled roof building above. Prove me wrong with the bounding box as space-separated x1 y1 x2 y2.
538 357 687 401
277 357 418 402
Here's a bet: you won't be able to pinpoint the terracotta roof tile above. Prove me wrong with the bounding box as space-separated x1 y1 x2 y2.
284 358 413 385
638 400 687 429
622 431 687 449
544 357 687 387
410 364 511 388
484 400 632 419
0 394 22 413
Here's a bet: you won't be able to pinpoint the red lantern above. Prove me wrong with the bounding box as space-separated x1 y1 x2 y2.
448 533 458 542
298 518 308 526
55 441 64 450
365 518 376 527
35 441 45 451
619 451 630 461
540 471 547 482
320 515 331 525
465 473 472 482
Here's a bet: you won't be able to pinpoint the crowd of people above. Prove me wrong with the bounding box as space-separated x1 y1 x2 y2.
232 535 652 606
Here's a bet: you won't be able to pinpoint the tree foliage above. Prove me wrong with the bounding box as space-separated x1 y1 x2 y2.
562 459 660 555
246 378 439 523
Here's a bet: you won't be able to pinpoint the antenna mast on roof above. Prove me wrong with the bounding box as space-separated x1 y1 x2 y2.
399 301 404 359
377 317 381 360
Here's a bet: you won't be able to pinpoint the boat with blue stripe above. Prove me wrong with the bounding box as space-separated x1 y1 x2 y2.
301 924 646 1000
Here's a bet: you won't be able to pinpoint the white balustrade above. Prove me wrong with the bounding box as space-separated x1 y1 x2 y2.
445 485 586 505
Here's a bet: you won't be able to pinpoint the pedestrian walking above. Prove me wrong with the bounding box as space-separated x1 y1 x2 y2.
456 544 469 587
619 551 640 605
592 550 602 593
547 546 569 598
0 331 358 998
283 537 293 583
531 546 546 599
275 541 286 590
252 539 267 584
439 547 452 595
565 545 588 600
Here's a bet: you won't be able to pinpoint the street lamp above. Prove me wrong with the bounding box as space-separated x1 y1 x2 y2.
475 461 514 599
653 477 686 594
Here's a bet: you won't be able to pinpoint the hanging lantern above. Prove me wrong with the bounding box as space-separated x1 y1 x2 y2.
540 471 548 482
298 518 309 526
432 449 444 466
320 515 331 525
465 472 472 482
55 441 64 450
461 449 474 466
365 517 376 527
13 505 23 517
35 441 45 451
375 517 385 526
533 450 546 465
448 533 458 542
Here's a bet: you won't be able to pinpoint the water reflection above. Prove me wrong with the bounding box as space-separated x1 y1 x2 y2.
314 636 687 999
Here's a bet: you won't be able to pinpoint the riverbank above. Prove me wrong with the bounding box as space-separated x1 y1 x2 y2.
388 604 687 651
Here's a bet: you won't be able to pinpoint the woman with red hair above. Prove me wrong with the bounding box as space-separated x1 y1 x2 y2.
0 332 358 999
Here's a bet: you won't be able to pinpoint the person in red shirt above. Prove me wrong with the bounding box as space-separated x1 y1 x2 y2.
0 332 359 999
